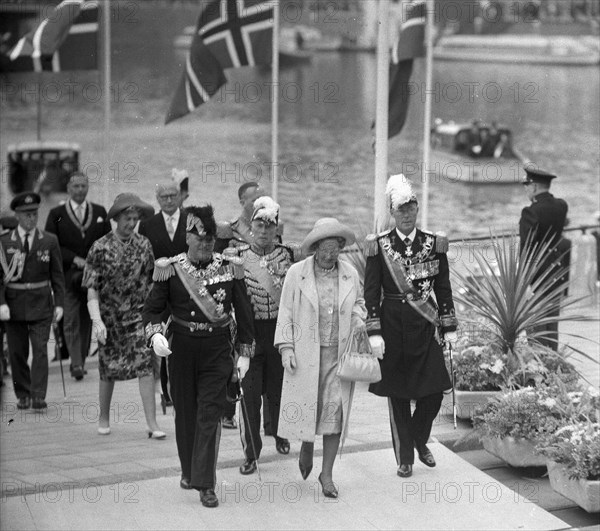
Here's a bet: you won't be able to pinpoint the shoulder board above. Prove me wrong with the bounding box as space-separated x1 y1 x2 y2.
220 252 243 267
277 242 302 262
364 233 381 257
216 221 234 239
434 231 449 254
152 256 177 282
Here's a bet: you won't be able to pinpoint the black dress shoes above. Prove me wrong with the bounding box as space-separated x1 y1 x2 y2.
397 464 413 478
32 398 47 410
417 445 436 468
17 397 31 410
71 365 84 381
239 458 257 475
200 489 219 508
275 437 290 455
180 476 192 490
299 442 314 480
222 416 237 429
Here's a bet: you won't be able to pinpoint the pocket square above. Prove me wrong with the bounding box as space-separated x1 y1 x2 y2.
97 217 104 222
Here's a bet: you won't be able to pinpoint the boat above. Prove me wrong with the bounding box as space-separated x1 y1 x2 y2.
429 120 529 185
433 34 600 66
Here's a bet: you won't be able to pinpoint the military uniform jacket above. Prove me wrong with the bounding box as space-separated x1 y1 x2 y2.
519 191 568 281
0 228 65 321
44 201 111 290
364 228 456 399
142 252 255 355
138 209 188 259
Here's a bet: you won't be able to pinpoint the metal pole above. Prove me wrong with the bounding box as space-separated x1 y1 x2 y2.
373 0 390 230
103 0 111 208
270 1 280 202
420 0 434 230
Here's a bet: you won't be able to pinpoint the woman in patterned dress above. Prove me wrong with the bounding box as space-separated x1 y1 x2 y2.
83 193 165 438
275 218 367 499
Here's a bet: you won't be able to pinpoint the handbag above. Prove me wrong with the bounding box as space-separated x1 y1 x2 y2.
336 327 382 383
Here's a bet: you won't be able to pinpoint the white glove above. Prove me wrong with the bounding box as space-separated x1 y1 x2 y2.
351 315 367 334
152 333 172 357
369 335 385 360
0 304 10 321
237 356 250 380
281 347 297 374
445 331 458 345
87 299 107 345
54 306 63 323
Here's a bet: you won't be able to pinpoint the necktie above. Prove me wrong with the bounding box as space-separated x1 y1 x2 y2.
76 204 85 223
166 217 175 240
23 232 30 254
404 237 411 247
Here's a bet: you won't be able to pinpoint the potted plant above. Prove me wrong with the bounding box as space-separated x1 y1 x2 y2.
450 233 595 417
538 419 600 513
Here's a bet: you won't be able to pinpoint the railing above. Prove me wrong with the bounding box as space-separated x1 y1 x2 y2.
447 224 600 244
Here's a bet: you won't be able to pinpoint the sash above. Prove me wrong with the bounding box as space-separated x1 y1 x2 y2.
0 242 25 282
173 263 230 326
378 237 440 328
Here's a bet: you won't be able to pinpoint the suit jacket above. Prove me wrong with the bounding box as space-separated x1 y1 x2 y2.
138 209 188 259
44 201 111 279
0 228 65 321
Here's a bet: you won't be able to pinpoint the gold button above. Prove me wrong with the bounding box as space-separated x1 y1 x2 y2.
191 311 196 316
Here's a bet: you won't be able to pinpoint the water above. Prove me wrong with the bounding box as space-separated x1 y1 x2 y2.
1 3 598 242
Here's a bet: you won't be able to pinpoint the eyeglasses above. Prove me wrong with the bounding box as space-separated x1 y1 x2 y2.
158 194 178 200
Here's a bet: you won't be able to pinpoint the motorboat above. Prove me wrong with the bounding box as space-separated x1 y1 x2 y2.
429 120 529 185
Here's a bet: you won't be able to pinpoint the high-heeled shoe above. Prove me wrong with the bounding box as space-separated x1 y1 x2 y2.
147 429 166 440
299 442 314 480
98 426 111 435
318 473 338 499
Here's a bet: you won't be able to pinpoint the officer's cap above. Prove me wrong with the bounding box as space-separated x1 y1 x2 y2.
522 168 557 185
10 192 41 212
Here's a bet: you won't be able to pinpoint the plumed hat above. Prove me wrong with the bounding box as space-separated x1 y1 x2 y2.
185 205 217 237
386 174 417 210
251 196 280 225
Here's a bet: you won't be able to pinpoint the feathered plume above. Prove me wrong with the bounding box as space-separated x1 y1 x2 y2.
252 196 280 225
171 168 189 185
385 174 417 210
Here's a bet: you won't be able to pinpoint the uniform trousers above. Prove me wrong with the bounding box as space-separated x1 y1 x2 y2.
239 320 284 460
168 332 233 490
388 392 443 465
63 286 91 368
5 317 52 399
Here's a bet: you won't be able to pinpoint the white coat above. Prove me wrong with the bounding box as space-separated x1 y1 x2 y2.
274 256 367 443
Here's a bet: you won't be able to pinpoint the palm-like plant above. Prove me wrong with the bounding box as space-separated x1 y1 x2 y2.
452 232 597 379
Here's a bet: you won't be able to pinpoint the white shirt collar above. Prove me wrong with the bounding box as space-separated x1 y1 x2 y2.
396 227 417 244
18 225 34 239
70 199 86 213
162 209 180 225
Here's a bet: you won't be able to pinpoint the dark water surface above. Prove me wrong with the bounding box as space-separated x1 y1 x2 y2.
1 3 598 241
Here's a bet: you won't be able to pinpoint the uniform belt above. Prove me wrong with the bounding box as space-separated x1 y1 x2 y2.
6 281 51 290
383 291 415 302
171 315 229 333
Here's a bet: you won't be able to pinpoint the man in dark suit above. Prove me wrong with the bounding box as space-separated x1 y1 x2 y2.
0 192 65 410
45 172 111 380
364 175 457 478
138 179 188 410
519 168 569 350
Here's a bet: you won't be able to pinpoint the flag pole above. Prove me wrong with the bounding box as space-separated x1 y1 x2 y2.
270 1 280 202
420 0 434 230
102 0 111 209
374 0 390 230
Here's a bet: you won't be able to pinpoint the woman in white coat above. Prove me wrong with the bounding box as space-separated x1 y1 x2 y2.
274 218 367 499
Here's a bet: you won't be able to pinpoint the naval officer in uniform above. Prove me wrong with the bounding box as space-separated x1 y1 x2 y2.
143 205 255 508
364 175 458 478
0 192 65 410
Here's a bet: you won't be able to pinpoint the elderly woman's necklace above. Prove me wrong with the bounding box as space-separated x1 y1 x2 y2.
315 259 336 273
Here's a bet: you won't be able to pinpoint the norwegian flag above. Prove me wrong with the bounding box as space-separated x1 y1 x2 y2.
166 0 274 124
388 1 426 139
7 0 98 73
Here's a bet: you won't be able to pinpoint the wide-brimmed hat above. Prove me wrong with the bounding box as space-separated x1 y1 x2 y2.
107 193 154 220
301 217 355 254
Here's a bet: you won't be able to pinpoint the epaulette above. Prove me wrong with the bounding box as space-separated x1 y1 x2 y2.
153 257 176 282
278 242 302 263
230 260 245 279
364 229 391 257
216 221 234 240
